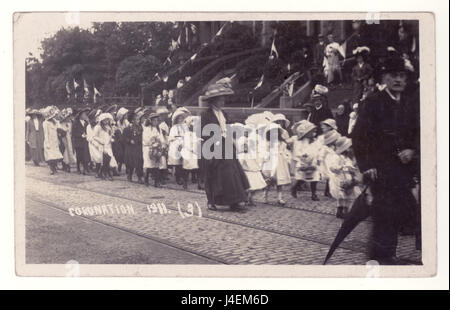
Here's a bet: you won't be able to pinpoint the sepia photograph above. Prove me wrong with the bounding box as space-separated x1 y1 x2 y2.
13 11 437 277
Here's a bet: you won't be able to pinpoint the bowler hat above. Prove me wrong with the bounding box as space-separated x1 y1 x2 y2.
377 55 408 77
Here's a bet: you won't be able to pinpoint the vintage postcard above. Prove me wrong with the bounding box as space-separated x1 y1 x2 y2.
14 12 436 277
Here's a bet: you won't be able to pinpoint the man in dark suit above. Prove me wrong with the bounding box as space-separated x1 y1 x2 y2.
122 111 144 184
351 55 419 265
313 34 326 72
307 86 334 130
351 49 374 102
72 108 91 174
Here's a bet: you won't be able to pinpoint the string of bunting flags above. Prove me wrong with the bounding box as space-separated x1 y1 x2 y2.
153 21 233 84
65 78 101 103
253 30 279 91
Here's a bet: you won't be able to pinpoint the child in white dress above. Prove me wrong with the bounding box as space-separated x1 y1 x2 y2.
181 116 202 190
168 107 190 185
261 123 291 206
291 121 321 201
93 113 115 181
143 113 168 187
238 138 266 206
87 110 103 178
317 118 339 197
325 136 362 218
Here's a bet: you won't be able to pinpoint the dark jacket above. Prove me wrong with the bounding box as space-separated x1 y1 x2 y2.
26 117 44 149
122 123 143 167
309 106 334 127
313 42 326 66
351 62 373 82
351 89 418 186
72 119 89 149
335 113 350 136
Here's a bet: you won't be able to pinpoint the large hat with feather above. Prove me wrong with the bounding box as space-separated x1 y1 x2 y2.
171 107 191 124
98 113 114 123
74 107 91 119
311 84 329 98
352 46 371 58
200 78 235 101
60 107 73 122
116 107 129 120
105 104 119 114
44 106 60 120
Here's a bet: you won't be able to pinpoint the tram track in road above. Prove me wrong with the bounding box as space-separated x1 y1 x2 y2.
27 196 228 265
27 174 371 257
27 173 421 265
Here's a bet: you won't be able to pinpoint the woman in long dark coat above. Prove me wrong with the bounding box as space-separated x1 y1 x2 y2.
122 111 144 184
200 81 249 211
26 109 45 166
72 108 91 174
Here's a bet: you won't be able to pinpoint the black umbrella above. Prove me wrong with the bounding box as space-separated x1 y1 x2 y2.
324 186 372 265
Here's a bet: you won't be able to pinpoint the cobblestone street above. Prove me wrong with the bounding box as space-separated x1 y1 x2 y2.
25 163 422 265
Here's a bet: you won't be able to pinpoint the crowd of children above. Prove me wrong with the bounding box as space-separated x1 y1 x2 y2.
26 83 365 219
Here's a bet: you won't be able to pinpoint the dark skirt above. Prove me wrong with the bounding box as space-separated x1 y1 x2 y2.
112 140 125 164
26 142 31 161
204 158 249 206
29 147 45 163
124 144 143 168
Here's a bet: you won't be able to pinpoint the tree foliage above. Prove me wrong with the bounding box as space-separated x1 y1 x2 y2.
26 22 176 107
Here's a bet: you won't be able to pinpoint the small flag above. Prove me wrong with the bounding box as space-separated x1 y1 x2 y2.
164 56 172 65
190 23 197 34
216 23 226 37
83 79 89 91
83 79 89 99
340 41 347 58
270 39 279 59
94 86 101 96
288 82 294 97
170 38 180 51
65 81 72 95
254 75 264 90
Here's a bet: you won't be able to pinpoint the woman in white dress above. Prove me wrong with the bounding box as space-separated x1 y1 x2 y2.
42 106 63 175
